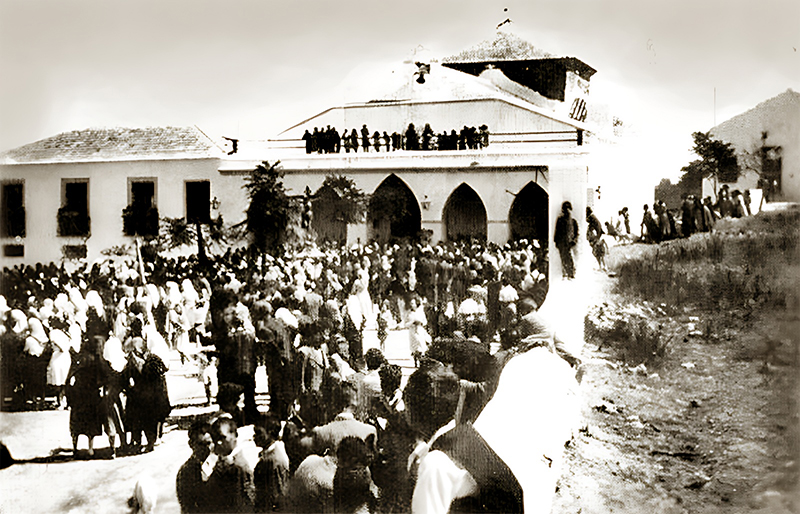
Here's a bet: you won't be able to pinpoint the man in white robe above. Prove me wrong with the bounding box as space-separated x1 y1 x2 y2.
409 345 579 514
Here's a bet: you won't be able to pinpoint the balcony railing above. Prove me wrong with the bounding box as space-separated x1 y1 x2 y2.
57 208 90 237
261 129 583 154
122 205 159 237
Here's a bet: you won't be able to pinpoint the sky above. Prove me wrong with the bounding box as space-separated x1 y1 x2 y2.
1 0 798 191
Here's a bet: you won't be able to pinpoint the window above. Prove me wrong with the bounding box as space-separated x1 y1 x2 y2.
58 179 90 237
123 179 159 236
186 180 211 223
1 182 25 238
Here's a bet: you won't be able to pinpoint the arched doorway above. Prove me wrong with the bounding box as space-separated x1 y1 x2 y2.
311 185 348 245
368 174 421 243
509 181 549 244
443 183 487 242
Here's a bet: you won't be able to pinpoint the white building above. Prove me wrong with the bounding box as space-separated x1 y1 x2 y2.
1 33 606 283
703 88 800 202
0 126 244 265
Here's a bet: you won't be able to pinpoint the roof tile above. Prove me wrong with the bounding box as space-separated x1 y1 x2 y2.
1 126 221 164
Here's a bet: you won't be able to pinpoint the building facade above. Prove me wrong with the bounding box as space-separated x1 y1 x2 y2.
224 34 596 279
1 33 599 283
702 89 800 203
0 127 243 265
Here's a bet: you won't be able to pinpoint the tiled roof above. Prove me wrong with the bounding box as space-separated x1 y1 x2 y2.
443 32 554 63
0 126 222 164
712 88 800 133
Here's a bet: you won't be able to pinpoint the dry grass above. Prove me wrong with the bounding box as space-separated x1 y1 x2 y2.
612 207 800 311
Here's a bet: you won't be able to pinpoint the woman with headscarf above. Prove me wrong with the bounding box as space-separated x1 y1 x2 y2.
102 335 127 457
66 316 107 457
405 295 430 367
47 316 73 409
124 334 171 453
22 317 52 410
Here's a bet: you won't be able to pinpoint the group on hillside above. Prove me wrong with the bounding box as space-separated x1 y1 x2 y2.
302 123 490 154
640 185 752 244
552 185 755 279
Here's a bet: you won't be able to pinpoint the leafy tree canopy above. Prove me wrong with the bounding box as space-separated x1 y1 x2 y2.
318 174 367 225
680 131 740 188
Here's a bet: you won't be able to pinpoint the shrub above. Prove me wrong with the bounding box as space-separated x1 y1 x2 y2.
585 302 669 366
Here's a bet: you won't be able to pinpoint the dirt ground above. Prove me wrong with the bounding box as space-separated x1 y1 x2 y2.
552 244 800 514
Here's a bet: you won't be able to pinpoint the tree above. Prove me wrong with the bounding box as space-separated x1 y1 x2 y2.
679 131 739 197
156 215 232 264
319 174 367 225
677 161 704 197
244 161 289 255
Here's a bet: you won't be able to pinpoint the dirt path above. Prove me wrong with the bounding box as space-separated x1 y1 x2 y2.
552 246 800 514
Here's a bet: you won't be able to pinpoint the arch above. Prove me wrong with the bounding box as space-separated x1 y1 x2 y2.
509 181 549 244
311 184 348 245
443 183 487 242
367 174 421 243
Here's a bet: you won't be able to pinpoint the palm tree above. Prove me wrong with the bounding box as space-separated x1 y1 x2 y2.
244 161 289 255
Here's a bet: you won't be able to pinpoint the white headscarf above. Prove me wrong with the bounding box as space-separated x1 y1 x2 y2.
24 335 45 357
49 328 71 353
68 321 82 352
54 293 72 316
499 284 519 303
181 279 199 305
166 281 182 306
67 286 88 313
85 290 105 318
457 298 484 316
28 317 48 343
9 309 28 334
144 324 171 364
145 284 160 308
274 307 298 330
39 298 55 322
103 336 128 373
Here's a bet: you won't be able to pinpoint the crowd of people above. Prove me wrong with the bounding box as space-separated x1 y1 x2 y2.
0 271 175 456
302 123 490 154
1 234 577 511
553 186 756 278
640 185 753 244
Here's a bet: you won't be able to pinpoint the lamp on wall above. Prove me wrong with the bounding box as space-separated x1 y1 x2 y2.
421 195 431 210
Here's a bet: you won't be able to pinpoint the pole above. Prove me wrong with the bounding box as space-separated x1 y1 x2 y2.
135 237 147 287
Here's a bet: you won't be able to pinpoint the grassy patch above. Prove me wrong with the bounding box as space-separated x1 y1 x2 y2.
612 208 800 311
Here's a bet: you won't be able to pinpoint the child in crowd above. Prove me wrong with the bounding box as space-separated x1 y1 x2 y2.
199 353 218 406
